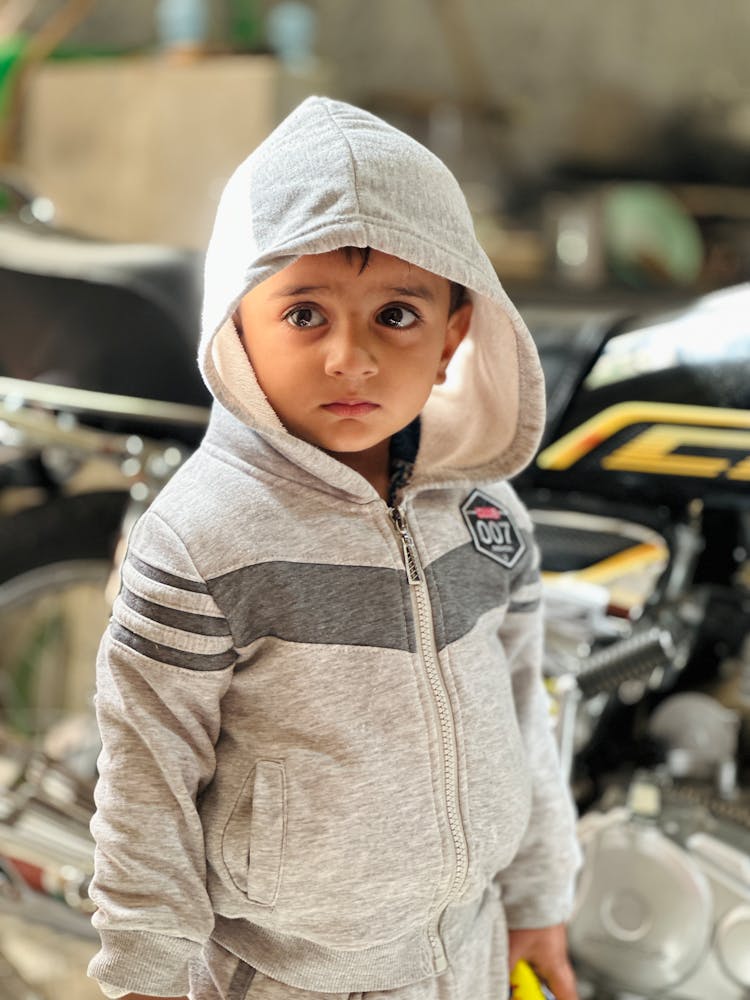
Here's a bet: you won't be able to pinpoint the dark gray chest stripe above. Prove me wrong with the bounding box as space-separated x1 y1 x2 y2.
207 561 416 652
425 541 529 650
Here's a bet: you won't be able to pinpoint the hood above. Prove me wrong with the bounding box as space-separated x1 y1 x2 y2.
200 96 545 499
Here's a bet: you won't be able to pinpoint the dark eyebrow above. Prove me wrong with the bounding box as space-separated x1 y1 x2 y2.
387 285 437 303
269 284 329 299
268 283 438 302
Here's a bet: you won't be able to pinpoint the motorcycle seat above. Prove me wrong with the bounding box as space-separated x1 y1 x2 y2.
0 218 203 344
1 216 211 410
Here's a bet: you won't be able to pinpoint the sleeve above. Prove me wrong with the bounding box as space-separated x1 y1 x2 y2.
494 536 582 929
87 509 237 998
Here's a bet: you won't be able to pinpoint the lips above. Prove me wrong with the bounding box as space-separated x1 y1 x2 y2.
322 401 380 417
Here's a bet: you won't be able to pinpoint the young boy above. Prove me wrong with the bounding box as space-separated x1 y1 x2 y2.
88 97 580 1000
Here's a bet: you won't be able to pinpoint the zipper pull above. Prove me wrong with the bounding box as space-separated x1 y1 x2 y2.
391 507 423 585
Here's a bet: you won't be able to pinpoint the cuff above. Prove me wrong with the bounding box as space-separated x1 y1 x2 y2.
97 983 130 999
87 929 202 997
500 877 576 929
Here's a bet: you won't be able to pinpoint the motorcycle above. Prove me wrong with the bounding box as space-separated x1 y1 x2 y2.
0 182 748 999
518 288 750 999
0 182 210 985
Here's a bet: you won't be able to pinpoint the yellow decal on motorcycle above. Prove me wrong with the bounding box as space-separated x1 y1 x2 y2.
538 402 750 478
542 539 669 613
543 540 667 585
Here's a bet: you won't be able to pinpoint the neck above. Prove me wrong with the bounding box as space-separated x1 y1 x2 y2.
327 438 391 501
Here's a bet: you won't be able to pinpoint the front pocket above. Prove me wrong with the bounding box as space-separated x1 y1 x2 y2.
222 759 286 906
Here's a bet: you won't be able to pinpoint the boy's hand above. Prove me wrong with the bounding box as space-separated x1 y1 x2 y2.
508 923 579 1000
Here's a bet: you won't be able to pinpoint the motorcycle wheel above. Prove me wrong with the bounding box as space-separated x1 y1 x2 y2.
0 491 128 741
0 492 126 999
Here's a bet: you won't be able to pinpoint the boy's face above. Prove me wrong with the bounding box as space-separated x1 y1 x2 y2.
236 249 471 463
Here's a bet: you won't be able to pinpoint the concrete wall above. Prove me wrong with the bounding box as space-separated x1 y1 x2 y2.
312 0 750 176
18 1 750 241
24 2 750 184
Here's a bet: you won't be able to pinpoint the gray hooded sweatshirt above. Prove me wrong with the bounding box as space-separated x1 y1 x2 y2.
88 96 579 998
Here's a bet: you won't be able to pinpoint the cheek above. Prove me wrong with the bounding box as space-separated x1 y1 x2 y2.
396 341 446 380
245 338 304 387
391 358 443 409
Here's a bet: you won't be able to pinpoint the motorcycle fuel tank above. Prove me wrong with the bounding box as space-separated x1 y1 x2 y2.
533 284 750 511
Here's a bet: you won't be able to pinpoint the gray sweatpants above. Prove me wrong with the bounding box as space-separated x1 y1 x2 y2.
188 892 509 1000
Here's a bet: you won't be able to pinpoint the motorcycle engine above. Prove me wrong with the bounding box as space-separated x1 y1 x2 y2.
569 694 750 1000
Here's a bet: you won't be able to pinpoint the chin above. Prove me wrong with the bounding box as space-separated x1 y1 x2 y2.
321 434 386 456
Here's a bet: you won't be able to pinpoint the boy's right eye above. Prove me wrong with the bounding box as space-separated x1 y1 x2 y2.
284 306 326 328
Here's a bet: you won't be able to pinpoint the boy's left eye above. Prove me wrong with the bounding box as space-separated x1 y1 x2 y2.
378 305 420 329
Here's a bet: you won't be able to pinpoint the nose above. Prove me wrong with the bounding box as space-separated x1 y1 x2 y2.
323 319 378 379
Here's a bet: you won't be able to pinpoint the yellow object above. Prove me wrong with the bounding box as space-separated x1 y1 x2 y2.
509 960 547 999
537 401 750 475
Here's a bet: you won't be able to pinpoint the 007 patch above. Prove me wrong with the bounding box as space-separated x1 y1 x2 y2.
460 489 526 569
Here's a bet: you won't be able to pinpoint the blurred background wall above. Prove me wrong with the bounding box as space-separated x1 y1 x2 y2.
6 0 750 292
21 0 750 175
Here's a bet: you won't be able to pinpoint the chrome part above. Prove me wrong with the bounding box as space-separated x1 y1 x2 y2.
0 403 190 492
663 501 705 602
0 382 203 524
0 376 208 428
0 555 103 940
575 625 680 699
0 736 96 935
547 673 580 783
571 786 750 999
648 693 740 786
715 904 750 987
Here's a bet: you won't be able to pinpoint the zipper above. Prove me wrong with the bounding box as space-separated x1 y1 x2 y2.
389 504 468 970
391 505 422 584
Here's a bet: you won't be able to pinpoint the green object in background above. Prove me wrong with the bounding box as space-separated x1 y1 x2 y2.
0 34 26 121
0 35 26 198
604 183 704 288
228 0 263 50
6 613 62 737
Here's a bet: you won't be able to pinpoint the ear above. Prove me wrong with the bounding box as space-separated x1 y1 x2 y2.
435 301 472 385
